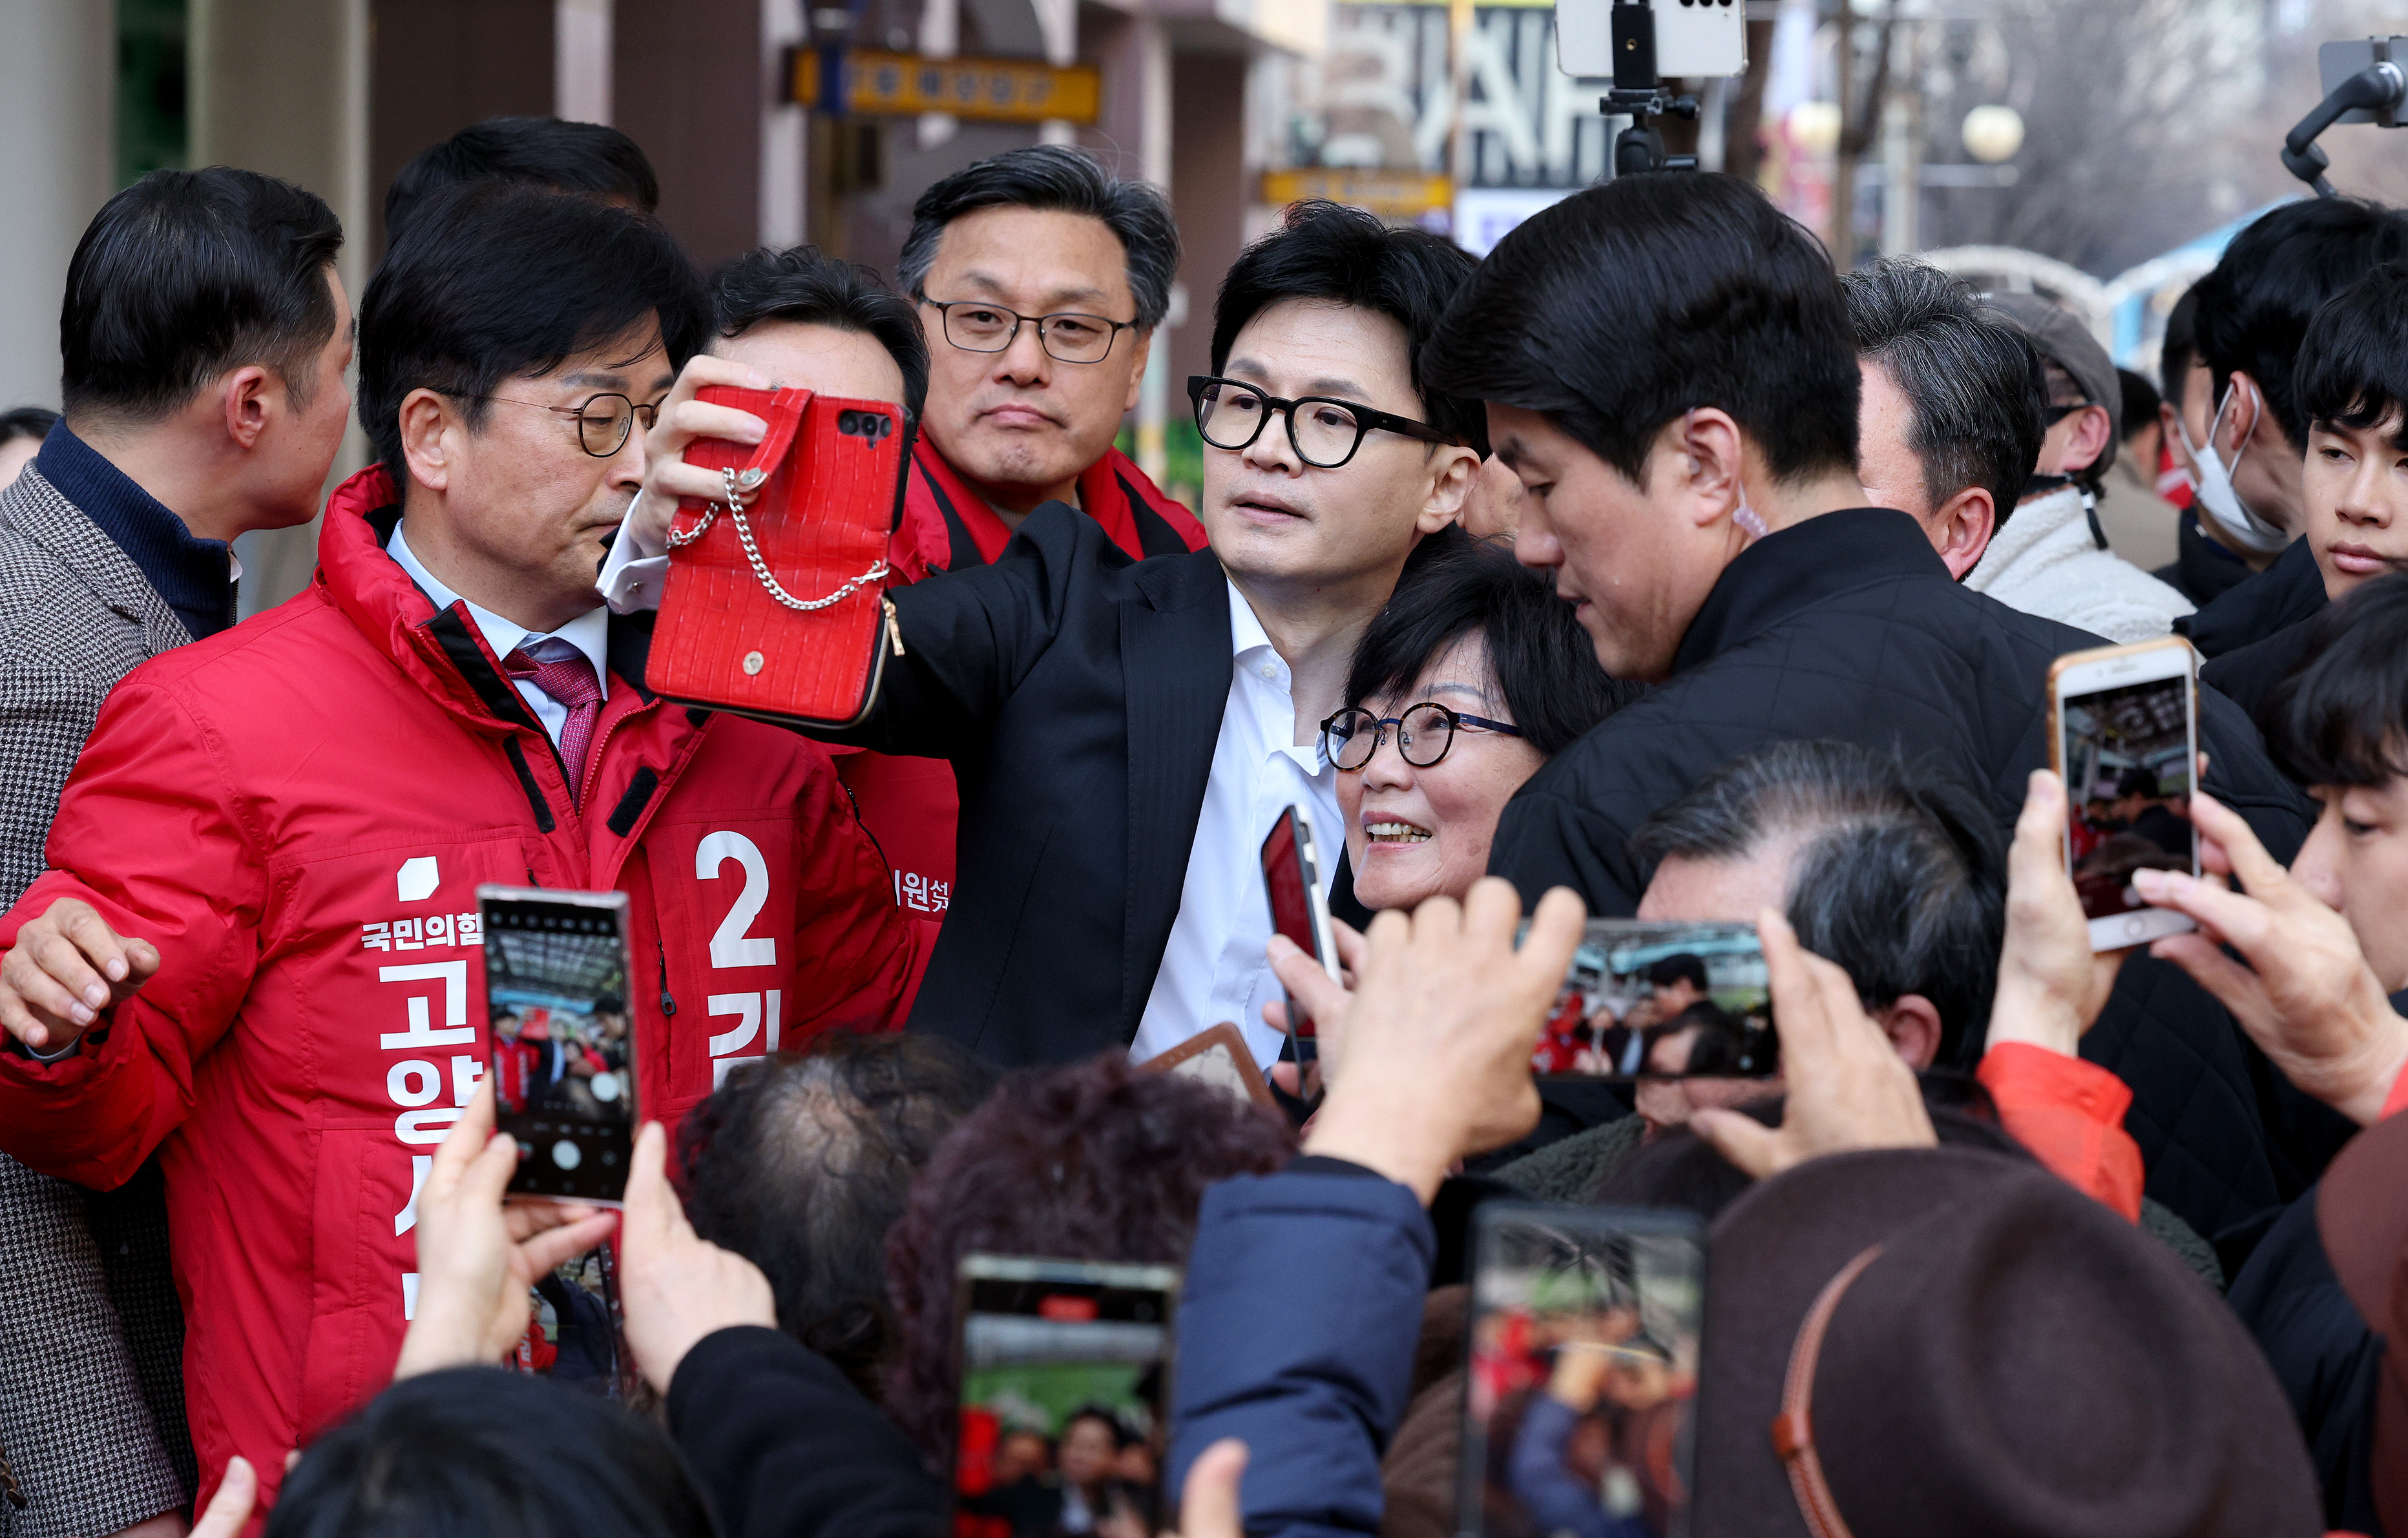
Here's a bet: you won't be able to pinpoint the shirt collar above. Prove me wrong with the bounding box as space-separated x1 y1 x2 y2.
35 422 239 639
1671 508 1950 674
1228 577 1275 661
386 520 612 686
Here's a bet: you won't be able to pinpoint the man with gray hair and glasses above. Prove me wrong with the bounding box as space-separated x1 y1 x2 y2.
841 145 1208 927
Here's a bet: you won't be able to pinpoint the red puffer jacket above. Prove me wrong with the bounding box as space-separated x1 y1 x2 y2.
0 466 925 1514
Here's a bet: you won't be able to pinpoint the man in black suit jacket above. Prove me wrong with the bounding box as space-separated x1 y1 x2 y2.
1421 171 2340 1244
619 202 1485 1066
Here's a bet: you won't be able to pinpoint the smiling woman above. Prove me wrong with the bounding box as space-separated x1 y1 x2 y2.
1331 537 1643 913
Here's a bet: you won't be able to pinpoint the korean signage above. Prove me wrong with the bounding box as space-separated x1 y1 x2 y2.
788 48 1102 125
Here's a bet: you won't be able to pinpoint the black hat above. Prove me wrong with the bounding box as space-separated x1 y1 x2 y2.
1692 1147 2320 1537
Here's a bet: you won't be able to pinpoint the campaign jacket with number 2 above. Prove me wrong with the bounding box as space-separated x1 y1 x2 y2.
0 464 923 1515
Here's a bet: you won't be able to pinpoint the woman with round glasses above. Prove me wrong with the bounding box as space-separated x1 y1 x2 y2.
1324 538 1642 913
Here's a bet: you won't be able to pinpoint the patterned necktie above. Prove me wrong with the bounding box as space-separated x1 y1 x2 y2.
501 638 604 802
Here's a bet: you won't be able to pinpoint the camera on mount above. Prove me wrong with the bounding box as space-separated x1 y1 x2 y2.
1556 0 1750 177
2283 37 2407 196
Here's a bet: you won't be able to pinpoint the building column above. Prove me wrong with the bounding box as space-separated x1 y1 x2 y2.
0 0 114 413
191 0 375 616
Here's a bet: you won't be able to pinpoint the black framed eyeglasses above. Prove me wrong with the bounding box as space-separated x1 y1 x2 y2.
1320 702 1524 771
1187 376 1463 469
921 298 1136 364
2042 400 2095 426
448 391 658 457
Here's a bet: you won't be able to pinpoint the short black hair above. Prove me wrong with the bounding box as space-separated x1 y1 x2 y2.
2118 368 2162 444
1648 953 1710 993
62 167 344 426
358 180 708 475
265 1367 711 1538
2298 261 2408 455
1844 256 2047 526
384 116 658 242
895 145 1179 329
1425 173 1859 489
2159 286 2199 411
0 407 58 448
1343 535 1640 756
2273 570 2408 787
1630 740 2005 1069
710 246 931 420
676 1035 995 1401
1210 200 1486 453
2189 196 2408 452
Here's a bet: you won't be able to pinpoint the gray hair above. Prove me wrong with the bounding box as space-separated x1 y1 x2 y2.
1843 256 2048 527
1631 740 2005 1069
894 145 1180 330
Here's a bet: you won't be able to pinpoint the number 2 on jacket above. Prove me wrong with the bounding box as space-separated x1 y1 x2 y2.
698 829 782 1085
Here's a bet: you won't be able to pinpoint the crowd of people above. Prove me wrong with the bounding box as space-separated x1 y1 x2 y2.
0 107 2400 1537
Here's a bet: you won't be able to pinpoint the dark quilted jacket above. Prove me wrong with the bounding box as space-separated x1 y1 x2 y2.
1488 508 2330 1244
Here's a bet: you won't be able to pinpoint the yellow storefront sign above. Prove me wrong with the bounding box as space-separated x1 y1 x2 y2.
1260 169 1455 218
789 48 1101 125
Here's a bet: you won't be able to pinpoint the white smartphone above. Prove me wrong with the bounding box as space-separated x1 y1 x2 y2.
2047 638 2202 952
1558 0 1748 81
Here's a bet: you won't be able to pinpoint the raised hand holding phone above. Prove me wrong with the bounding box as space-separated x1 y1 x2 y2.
2046 637 2201 952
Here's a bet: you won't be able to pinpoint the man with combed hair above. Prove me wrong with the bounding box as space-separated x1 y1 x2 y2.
382 114 659 240
1962 289 2194 643
1844 256 2045 581
0 167 351 1538
0 183 922 1517
823 147 1209 915
617 200 1485 1068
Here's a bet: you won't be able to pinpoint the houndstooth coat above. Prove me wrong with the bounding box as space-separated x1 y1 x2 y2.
0 464 198 1537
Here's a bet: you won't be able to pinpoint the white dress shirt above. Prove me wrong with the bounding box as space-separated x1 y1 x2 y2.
1130 581 1343 1070
388 521 611 748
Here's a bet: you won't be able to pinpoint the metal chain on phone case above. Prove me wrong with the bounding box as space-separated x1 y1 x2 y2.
668 464 888 612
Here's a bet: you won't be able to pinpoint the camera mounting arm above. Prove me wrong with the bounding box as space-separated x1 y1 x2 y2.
2283 44 2405 196
1604 1 1700 176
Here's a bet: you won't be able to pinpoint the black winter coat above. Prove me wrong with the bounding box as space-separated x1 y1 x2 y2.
2177 532 2326 658
1486 508 2332 1242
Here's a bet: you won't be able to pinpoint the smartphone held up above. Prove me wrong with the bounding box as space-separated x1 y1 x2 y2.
1528 920 1778 1082
479 886 640 1205
2047 638 2201 951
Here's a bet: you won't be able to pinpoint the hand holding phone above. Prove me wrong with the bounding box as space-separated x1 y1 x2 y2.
1261 807 1341 1069
2047 638 2201 953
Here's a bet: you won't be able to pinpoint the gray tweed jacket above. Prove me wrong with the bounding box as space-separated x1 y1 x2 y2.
0 463 197 1536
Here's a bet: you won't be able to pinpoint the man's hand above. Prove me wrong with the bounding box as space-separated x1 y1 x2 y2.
1690 910 1937 1180
392 1082 618 1378
2135 789 2408 1125
0 898 159 1053
621 355 774 557
1988 769 2127 1058
1167 1439 1248 1538
618 1119 775 1396
1299 879 1586 1202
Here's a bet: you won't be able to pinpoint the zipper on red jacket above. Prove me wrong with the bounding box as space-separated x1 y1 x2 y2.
655 940 676 1019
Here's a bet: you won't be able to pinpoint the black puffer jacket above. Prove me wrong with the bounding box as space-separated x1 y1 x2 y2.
2176 532 2326 658
1487 508 2327 1242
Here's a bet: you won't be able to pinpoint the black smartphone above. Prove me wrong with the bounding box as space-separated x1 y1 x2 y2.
1529 920 1777 1081
1261 805 1340 1066
1461 1203 1705 1538
479 885 638 1204
954 1255 1180 1534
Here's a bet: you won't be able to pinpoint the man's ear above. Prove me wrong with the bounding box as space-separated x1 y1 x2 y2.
1673 408 1747 530
1121 329 1153 416
1931 485 1996 579
1417 444 1480 534
2221 371 2268 457
218 365 277 452
1872 994 1944 1070
2055 402 2113 477
397 388 458 494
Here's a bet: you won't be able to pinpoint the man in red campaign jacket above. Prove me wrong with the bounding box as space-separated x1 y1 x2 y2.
843 146 1208 910
0 185 922 1515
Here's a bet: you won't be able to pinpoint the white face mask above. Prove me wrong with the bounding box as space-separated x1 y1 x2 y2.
2175 382 2288 556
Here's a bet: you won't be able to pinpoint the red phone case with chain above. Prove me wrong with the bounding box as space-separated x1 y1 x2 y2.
645 385 915 726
